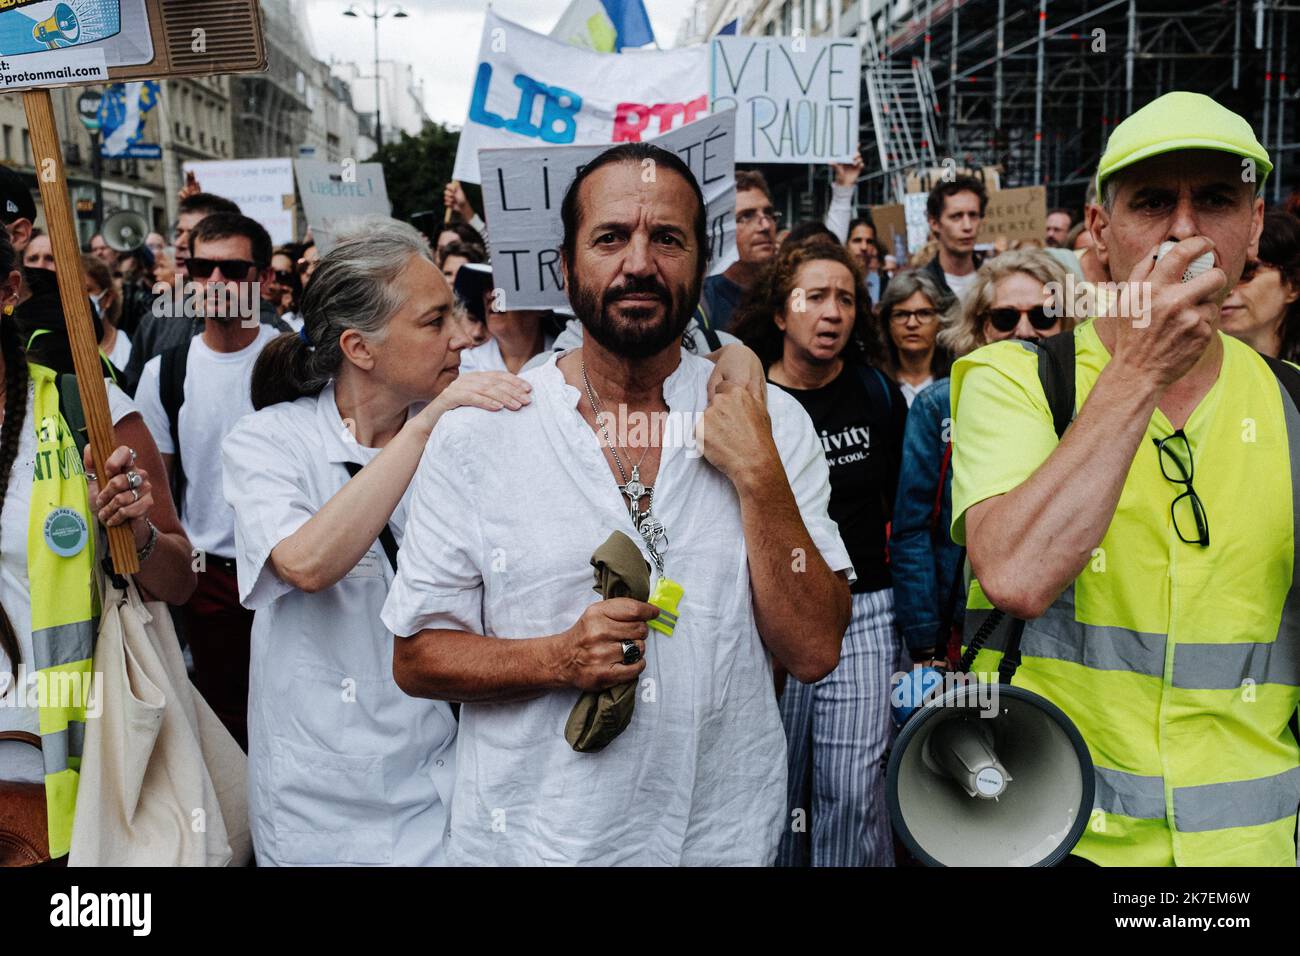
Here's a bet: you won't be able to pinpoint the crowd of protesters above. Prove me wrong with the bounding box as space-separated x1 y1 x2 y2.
1 89 1300 867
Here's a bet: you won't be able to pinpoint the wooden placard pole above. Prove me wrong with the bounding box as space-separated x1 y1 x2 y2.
22 88 138 576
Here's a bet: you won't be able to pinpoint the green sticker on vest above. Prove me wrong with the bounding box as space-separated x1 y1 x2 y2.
44 507 88 558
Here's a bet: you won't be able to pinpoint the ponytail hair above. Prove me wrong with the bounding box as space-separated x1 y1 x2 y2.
250 218 433 410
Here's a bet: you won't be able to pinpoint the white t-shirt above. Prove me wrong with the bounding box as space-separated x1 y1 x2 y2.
221 382 456 866
944 269 978 303
0 378 138 783
899 375 934 408
105 329 131 370
380 350 854 866
135 326 278 560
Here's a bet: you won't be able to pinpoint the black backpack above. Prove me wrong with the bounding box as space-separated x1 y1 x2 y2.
159 341 190 509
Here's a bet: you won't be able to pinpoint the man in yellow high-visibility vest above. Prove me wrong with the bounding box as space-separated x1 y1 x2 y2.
951 92 1300 865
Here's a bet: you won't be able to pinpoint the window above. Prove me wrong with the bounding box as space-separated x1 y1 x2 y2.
21 129 29 166
2 125 10 161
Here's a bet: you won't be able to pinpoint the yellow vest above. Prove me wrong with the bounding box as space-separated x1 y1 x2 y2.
952 323 1300 866
27 361 97 859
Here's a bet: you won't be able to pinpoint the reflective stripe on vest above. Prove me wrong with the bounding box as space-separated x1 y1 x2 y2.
968 588 1300 689
27 362 97 859
1093 764 1300 832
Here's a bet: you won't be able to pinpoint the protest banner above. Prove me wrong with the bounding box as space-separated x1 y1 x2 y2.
479 109 738 311
709 35 859 163
904 191 930 254
184 158 296 245
977 185 1047 245
3 0 265 573
867 203 908 262
294 159 392 254
453 10 709 184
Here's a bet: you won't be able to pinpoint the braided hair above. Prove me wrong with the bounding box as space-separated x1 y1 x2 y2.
0 227 27 687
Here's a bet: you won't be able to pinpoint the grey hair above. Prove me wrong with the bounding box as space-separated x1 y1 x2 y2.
877 268 959 327
249 217 435 409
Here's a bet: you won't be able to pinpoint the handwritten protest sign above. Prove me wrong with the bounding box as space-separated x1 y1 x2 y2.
977 185 1047 245
480 110 737 311
454 10 709 184
184 158 296 245
710 36 859 163
294 159 391 253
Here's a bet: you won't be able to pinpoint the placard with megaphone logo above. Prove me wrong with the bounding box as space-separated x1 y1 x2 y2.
0 0 264 93
887 683 1095 866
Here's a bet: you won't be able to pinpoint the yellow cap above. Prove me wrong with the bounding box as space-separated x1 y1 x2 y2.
1095 92 1271 198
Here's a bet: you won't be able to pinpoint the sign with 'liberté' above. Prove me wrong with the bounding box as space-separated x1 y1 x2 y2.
479 109 738 312
294 159 391 254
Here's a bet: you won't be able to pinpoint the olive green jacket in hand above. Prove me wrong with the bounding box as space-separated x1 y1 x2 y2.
564 531 651 753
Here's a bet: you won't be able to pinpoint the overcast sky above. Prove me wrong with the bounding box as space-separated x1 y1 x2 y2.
305 0 699 127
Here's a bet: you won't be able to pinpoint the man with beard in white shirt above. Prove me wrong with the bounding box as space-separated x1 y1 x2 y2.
382 143 854 866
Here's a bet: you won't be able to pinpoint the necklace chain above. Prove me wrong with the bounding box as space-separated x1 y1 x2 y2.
581 361 651 487
581 359 668 572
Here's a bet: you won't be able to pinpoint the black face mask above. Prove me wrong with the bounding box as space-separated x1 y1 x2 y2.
21 264 59 297
14 266 105 376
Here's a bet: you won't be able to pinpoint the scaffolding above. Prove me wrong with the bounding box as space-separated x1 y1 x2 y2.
854 0 1297 208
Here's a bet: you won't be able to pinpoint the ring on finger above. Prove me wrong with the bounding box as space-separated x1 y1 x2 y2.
128 447 137 464
131 488 140 503
620 639 642 666
127 471 143 490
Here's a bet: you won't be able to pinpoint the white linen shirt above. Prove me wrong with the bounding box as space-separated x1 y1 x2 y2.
381 351 853 866
222 383 457 866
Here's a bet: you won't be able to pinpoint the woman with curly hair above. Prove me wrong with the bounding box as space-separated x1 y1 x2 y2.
732 239 906 868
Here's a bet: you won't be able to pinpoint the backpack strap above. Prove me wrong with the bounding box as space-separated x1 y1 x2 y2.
57 373 89 460
1261 354 1300 416
1032 330 1077 440
930 440 953 536
691 298 722 353
854 363 894 419
342 461 399 572
159 341 191 509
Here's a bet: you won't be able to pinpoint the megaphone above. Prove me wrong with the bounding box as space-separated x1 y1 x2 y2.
102 208 150 254
886 682 1094 866
33 4 80 46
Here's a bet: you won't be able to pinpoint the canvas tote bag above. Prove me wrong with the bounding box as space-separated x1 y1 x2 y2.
69 576 252 866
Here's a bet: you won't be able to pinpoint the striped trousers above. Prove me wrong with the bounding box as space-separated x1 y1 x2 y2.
777 587 901 867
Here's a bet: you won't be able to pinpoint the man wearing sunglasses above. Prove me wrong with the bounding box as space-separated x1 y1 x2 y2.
950 93 1300 866
133 212 284 750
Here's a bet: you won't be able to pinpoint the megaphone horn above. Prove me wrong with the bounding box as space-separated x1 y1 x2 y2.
102 209 150 254
33 3 80 46
886 682 1095 867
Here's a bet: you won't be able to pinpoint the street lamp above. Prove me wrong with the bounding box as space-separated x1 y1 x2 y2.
343 2 408 151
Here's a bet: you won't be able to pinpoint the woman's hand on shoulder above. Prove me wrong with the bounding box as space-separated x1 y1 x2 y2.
410 371 533 437
706 343 766 407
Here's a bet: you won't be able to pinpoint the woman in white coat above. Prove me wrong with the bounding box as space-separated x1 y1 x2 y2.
221 221 533 865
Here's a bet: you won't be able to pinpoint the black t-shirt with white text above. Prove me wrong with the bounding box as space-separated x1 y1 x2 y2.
772 362 907 593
